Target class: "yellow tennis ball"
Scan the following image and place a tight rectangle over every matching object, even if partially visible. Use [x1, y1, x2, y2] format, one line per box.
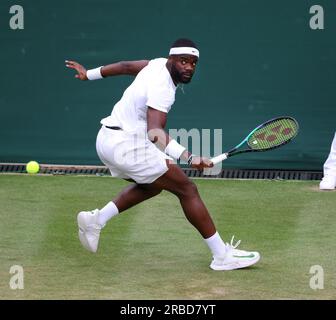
[26, 161, 40, 174]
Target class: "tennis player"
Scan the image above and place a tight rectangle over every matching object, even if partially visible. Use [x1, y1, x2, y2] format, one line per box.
[65, 38, 260, 271]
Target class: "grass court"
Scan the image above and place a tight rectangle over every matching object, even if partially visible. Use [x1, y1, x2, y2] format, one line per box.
[0, 174, 335, 299]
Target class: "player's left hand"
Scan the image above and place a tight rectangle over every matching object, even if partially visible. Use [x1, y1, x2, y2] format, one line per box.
[65, 60, 88, 80]
[190, 156, 214, 170]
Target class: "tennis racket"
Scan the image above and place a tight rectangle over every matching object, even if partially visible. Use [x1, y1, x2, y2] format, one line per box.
[210, 116, 299, 165]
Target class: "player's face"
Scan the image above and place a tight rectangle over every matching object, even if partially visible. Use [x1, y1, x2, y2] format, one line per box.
[170, 55, 198, 84]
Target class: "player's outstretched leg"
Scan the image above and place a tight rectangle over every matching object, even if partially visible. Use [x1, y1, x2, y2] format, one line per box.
[77, 183, 162, 252]
[151, 163, 260, 270]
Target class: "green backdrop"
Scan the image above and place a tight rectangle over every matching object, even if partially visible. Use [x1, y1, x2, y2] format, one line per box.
[1, 0, 335, 170]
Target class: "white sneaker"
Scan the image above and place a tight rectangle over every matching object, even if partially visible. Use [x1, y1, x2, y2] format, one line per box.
[77, 209, 104, 253]
[319, 175, 336, 190]
[210, 236, 260, 271]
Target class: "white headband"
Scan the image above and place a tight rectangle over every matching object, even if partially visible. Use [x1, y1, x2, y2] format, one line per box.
[169, 47, 199, 58]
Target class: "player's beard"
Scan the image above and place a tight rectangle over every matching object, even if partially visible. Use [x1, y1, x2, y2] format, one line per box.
[171, 64, 192, 84]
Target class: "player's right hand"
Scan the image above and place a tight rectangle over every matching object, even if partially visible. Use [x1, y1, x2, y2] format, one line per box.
[190, 156, 214, 170]
[65, 60, 88, 80]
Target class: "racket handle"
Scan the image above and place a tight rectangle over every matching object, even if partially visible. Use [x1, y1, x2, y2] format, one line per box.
[210, 153, 228, 165]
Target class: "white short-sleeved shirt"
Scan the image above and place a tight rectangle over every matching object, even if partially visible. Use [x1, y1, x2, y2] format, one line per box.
[100, 58, 177, 133]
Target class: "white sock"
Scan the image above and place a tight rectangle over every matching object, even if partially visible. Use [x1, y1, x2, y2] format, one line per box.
[97, 201, 119, 226]
[204, 232, 227, 257]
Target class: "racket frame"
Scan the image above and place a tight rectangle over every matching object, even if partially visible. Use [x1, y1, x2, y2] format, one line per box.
[211, 116, 299, 165]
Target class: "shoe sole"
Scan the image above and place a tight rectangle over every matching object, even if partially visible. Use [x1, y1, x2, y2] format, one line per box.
[210, 253, 261, 271]
[77, 213, 97, 253]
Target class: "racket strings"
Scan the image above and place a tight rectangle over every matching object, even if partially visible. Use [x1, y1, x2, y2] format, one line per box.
[248, 118, 298, 150]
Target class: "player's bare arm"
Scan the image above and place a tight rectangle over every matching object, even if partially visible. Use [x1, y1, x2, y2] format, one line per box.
[147, 107, 213, 170]
[65, 60, 149, 80]
[101, 60, 149, 77]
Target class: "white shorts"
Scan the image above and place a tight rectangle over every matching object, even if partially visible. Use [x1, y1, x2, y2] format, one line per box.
[96, 126, 170, 184]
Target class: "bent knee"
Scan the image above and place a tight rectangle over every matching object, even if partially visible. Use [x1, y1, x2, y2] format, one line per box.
[175, 180, 199, 198]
